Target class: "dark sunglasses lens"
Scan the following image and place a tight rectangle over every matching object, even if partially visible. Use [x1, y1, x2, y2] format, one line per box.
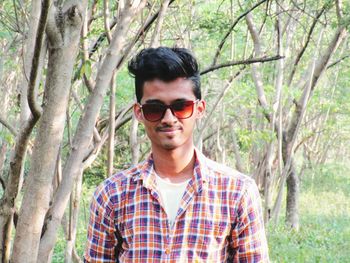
[172, 101, 194, 119]
[142, 104, 165, 121]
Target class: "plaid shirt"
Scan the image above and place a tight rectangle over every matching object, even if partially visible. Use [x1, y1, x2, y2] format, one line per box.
[84, 150, 269, 262]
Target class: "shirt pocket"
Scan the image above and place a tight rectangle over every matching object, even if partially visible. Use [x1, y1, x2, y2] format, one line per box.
[191, 219, 230, 250]
[185, 220, 230, 261]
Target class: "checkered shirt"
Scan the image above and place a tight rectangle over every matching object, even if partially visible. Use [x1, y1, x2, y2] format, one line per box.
[84, 150, 269, 262]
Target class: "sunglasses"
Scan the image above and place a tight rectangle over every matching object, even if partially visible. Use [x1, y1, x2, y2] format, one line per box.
[139, 100, 199, 122]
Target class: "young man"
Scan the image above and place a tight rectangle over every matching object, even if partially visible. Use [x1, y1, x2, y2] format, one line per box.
[84, 47, 269, 262]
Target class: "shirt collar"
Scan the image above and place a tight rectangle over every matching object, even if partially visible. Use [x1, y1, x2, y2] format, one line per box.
[133, 148, 210, 189]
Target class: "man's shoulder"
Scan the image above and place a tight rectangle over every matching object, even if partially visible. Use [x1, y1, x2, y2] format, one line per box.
[95, 160, 146, 196]
[201, 155, 254, 185]
[110, 163, 144, 182]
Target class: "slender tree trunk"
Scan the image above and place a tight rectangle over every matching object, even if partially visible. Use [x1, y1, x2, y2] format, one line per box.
[0, 120, 34, 263]
[18, 0, 42, 125]
[130, 115, 140, 165]
[0, 143, 7, 180]
[1, 213, 13, 263]
[107, 71, 116, 177]
[283, 24, 347, 229]
[263, 2, 284, 225]
[64, 171, 83, 263]
[149, 0, 171, 47]
[285, 159, 299, 229]
[0, 1, 42, 261]
[229, 124, 244, 173]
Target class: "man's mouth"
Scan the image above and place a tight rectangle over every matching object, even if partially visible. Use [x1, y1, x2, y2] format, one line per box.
[156, 126, 182, 133]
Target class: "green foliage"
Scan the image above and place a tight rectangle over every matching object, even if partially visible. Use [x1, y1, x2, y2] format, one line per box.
[197, 10, 230, 35]
[83, 121, 136, 187]
[235, 128, 274, 151]
[115, 67, 134, 106]
[83, 164, 106, 187]
[0, 130, 14, 145]
[52, 187, 93, 263]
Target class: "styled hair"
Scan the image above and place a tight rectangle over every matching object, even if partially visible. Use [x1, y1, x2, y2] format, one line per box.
[128, 47, 201, 103]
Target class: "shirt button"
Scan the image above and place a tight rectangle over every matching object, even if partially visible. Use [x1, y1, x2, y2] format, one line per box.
[165, 247, 171, 254]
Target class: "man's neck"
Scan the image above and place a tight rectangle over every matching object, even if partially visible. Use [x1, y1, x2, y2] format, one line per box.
[152, 146, 195, 183]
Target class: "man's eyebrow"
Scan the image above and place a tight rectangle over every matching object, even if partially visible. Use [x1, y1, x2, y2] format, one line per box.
[144, 99, 164, 104]
[144, 98, 188, 104]
[172, 98, 188, 103]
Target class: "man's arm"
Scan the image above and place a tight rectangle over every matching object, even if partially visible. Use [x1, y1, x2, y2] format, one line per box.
[231, 180, 270, 262]
[84, 184, 117, 262]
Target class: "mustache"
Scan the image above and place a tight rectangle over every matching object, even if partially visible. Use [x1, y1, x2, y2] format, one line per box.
[156, 124, 182, 132]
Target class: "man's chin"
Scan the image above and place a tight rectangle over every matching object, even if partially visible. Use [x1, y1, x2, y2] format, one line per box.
[161, 143, 178, 150]
[159, 139, 183, 150]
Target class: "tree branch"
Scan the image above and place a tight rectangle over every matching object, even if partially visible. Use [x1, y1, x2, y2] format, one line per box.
[88, 0, 176, 59]
[245, 10, 271, 124]
[201, 55, 283, 75]
[27, 0, 51, 119]
[0, 115, 17, 136]
[211, 0, 268, 66]
[149, 0, 171, 47]
[0, 143, 7, 190]
[116, 0, 176, 69]
[335, 0, 343, 22]
[103, 0, 112, 43]
[327, 54, 350, 69]
[287, 5, 325, 86]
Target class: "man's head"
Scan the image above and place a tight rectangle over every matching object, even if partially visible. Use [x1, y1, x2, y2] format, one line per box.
[129, 47, 205, 152]
[128, 47, 201, 103]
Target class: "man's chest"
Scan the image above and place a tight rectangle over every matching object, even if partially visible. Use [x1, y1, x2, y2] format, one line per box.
[115, 186, 235, 262]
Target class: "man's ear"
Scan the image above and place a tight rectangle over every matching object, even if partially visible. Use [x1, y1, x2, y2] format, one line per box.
[133, 103, 144, 122]
[196, 100, 206, 119]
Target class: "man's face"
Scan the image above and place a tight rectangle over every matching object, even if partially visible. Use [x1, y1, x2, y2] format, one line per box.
[134, 78, 205, 152]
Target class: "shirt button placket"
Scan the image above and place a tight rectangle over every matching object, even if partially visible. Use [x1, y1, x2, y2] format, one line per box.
[165, 247, 171, 255]
[164, 235, 171, 262]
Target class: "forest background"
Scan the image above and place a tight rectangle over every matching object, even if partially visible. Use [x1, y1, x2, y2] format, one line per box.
[0, 0, 349, 262]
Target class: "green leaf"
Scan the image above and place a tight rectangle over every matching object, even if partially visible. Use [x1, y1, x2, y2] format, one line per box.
[81, 60, 92, 79]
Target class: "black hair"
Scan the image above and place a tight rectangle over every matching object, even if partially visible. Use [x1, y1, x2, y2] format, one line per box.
[128, 47, 201, 103]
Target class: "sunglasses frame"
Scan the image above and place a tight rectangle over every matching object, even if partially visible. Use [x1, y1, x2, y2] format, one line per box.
[139, 99, 199, 122]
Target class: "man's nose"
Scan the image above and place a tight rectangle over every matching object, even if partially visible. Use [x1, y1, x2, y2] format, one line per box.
[161, 108, 177, 123]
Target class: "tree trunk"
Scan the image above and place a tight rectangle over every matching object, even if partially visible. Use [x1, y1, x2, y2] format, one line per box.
[286, 159, 299, 229]
[11, 3, 85, 262]
[282, 24, 347, 230]
[36, 2, 147, 260]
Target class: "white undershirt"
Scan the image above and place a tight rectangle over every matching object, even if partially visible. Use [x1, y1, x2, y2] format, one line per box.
[155, 174, 190, 226]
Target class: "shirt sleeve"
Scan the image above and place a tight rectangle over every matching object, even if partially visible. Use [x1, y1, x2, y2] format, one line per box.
[84, 184, 117, 263]
[231, 180, 270, 262]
